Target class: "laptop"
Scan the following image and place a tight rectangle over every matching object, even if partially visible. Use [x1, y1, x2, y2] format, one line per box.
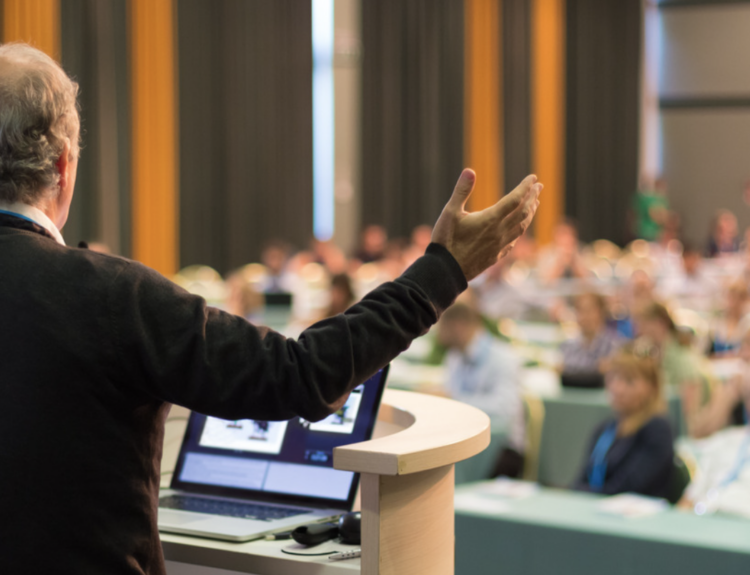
[158, 367, 388, 542]
[561, 371, 605, 389]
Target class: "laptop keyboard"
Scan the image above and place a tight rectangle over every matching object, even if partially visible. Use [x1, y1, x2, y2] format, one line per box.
[160, 495, 308, 522]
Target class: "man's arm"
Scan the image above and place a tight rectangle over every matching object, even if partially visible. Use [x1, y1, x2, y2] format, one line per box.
[107, 170, 541, 422]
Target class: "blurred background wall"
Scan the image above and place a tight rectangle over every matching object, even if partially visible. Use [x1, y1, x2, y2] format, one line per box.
[2, 0, 749, 275]
[659, 1, 750, 247]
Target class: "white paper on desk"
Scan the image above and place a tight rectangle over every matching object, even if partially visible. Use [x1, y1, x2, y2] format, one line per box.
[597, 493, 668, 519]
[476, 478, 540, 500]
[454, 492, 511, 515]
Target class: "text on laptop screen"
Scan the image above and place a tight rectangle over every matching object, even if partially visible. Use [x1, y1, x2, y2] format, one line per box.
[171, 369, 386, 506]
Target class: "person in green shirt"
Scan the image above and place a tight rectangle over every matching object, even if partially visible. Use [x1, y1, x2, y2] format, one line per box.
[633, 177, 670, 242]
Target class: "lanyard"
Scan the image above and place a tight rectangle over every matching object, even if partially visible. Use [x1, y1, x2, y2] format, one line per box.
[588, 423, 618, 492]
[0, 208, 38, 225]
[718, 430, 750, 489]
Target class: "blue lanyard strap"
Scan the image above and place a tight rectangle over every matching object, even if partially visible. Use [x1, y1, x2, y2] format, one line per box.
[0, 208, 39, 225]
[588, 423, 618, 492]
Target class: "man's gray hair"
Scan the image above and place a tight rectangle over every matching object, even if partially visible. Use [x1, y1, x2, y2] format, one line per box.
[0, 43, 80, 205]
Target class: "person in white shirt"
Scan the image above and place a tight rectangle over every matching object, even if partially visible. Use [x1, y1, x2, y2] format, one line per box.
[436, 300, 525, 473]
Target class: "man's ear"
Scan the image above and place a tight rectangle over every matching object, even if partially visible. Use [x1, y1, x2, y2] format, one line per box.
[55, 139, 72, 190]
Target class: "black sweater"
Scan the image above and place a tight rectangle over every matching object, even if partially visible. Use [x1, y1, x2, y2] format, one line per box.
[0, 215, 466, 574]
[573, 416, 675, 499]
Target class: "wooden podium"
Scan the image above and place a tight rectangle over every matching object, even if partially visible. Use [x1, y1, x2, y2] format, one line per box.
[334, 389, 491, 575]
[162, 389, 490, 575]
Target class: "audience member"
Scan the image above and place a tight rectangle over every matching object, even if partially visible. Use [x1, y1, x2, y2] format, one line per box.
[684, 330, 750, 439]
[537, 220, 590, 284]
[610, 269, 656, 339]
[355, 224, 387, 264]
[325, 273, 356, 318]
[572, 344, 674, 497]
[437, 301, 525, 476]
[560, 293, 624, 376]
[680, 347, 750, 516]
[657, 243, 718, 311]
[291, 238, 348, 275]
[404, 224, 433, 266]
[706, 210, 740, 258]
[632, 176, 671, 242]
[224, 271, 263, 319]
[258, 239, 295, 293]
[470, 255, 533, 321]
[708, 280, 750, 356]
[637, 302, 705, 387]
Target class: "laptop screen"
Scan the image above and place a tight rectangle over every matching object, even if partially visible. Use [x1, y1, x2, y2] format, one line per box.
[169, 367, 388, 510]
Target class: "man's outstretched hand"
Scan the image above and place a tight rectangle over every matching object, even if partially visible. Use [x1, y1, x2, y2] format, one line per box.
[432, 169, 542, 282]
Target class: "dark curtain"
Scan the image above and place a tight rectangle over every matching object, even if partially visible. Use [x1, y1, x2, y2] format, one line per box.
[360, 0, 464, 238]
[503, 0, 532, 194]
[60, 0, 131, 254]
[565, 0, 642, 244]
[178, 0, 313, 274]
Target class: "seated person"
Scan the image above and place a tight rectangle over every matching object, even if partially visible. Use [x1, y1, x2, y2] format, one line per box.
[470, 253, 533, 321]
[324, 273, 357, 318]
[537, 220, 590, 285]
[657, 243, 718, 312]
[707, 280, 750, 357]
[258, 239, 296, 293]
[685, 329, 750, 439]
[636, 302, 705, 390]
[437, 301, 525, 477]
[572, 344, 674, 497]
[680, 342, 750, 516]
[610, 269, 656, 339]
[354, 224, 387, 264]
[681, 426, 750, 518]
[560, 293, 624, 378]
[706, 209, 740, 258]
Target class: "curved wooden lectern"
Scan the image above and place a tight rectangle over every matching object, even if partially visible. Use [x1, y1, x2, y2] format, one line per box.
[334, 389, 491, 575]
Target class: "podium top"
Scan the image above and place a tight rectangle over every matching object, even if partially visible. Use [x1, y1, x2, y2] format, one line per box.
[333, 389, 491, 476]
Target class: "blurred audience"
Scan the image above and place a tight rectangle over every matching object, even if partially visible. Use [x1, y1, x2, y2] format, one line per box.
[708, 280, 750, 357]
[632, 176, 671, 242]
[685, 330, 750, 439]
[636, 303, 704, 388]
[681, 339, 750, 516]
[470, 255, 532, 321]
[560, 293, 624, 376]
[437, 300, 525, 476]
[706, 210, 740, 258]
[355, 224, 387, 264]
[537, 220, 589, 284]
[658, 243, 718, 310]
[325, 273, 356, 318]
[258, 239, 295, 293]
[572, 345, 674, 498]
[404, 224, 433, 266]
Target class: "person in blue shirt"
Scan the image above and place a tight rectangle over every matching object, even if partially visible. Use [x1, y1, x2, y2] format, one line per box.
[573, 343, 674, 498]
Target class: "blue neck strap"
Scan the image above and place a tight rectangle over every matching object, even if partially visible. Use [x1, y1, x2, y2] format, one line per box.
[588, 423, 618, 491]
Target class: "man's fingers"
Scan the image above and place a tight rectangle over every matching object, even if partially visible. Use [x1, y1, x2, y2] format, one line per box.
[489, 174, 540, 220]
[446, 168, 477, 212]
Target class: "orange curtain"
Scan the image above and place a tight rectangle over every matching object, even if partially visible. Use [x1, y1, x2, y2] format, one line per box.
[531, 0, 565, 244]
[2, 0, 60, 60]
[130, 0, 179, 276]
[464, 0, 503, 211]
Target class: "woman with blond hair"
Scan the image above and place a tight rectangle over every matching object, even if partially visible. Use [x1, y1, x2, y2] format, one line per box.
[573, 344, 675, 498]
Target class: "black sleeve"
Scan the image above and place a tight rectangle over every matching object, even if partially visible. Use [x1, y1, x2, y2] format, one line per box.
[599, 418, 674, 496]
[106, 243, 467, 422]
